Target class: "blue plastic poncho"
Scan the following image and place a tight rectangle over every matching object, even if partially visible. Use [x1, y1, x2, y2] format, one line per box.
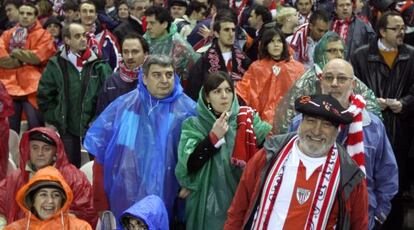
[120, 195, 169, 230]
[83, 71, 196, 223]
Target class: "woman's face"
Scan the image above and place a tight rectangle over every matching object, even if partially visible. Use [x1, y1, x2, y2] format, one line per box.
[33, 188, 63, 220]
[267, 35, 284, 60]
[206, 80, 234, 114]
[118, 4, 129, 20]
[46, 23, 61, 38]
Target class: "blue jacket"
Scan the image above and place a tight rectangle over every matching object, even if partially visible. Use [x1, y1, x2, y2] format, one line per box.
[84, 70, 196, 224]
[290, 110, 398, 229]
[120, 195, 169, 230]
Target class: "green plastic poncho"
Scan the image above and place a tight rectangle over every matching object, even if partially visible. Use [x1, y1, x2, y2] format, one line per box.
[175, 89, 271, 230]
[143, 24, 200, 81]
[273, 31, 382, 134]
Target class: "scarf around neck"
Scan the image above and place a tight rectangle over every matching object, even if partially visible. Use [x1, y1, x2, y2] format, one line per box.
[119, 62, 140, 82]
[8, 23, 36, 52]
[252, 136, 341, 230]
[332, 17, 351, 42]
[206, 40, 247, 82]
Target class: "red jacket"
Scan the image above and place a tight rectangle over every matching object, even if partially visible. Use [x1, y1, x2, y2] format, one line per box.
[224, 133, 368, 229]
[0, 82, 13, 180]
[0, 127, 97, 226]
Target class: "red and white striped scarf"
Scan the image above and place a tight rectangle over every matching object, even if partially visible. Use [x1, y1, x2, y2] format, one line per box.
[332, 18, 351, 42]
[290, 23, 310, 62]
[231, 106, 258, 168]
[252, 136, 341, 229]
[343, 94, 366, 175]
[229, 0, 249, 24]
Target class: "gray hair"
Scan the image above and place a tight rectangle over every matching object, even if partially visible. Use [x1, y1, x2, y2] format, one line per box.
[142, 55, 174, 76]
[126, 0, 148, 7]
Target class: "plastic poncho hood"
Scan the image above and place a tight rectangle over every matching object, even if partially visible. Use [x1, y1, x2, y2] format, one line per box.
[313, 31, 345, 69]
[84, 69, 196, 222]
[175, 87, 271, 229]
[16, 166, 73, 221]
[20, 127, 69, 179]
[120, 195, 169, 230]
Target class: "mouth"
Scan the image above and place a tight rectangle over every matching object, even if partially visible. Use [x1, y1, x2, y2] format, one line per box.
[306, 135, 325, 143]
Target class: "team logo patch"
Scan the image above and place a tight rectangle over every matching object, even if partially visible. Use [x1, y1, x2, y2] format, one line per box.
[296, 187, 311, 205]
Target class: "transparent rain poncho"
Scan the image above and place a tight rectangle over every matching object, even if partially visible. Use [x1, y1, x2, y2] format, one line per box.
[83, 71, 196, 223]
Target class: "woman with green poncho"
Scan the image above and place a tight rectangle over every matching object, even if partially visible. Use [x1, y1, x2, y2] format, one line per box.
[175, 71, 271, 229]
[273, 31, 383, 134]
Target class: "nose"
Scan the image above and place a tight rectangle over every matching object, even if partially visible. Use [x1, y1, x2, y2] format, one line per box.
[331, 77, 339, 87]
[312, 121, 322, 135]
[46, 195, 54, 203]
[221, 90, 228, 98]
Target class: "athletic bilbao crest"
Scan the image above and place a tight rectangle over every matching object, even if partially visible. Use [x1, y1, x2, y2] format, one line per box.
[296, 187, 311, 205]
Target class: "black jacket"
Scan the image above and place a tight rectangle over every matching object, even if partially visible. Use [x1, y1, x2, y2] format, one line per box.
[186, 40, 251, 100]
[351, 41, 414, 154]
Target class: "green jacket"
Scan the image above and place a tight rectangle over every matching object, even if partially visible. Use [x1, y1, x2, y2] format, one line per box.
[37, 48, 113, 136]
[175, 89, 271, 230]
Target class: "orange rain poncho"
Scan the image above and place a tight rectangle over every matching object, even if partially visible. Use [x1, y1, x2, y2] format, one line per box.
[4, 166, 92, 230]
[0, 20, 56, 107]
[236, 57, 305, 125]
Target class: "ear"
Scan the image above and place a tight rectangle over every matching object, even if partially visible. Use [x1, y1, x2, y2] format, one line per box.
[142, 75, 148, 86]
[213, 30, 219, 38]
[64, 36, 70, 45]
[379, 28, 386, 38]
[162, 21, 168, 30]
[205, 94, 211, 103]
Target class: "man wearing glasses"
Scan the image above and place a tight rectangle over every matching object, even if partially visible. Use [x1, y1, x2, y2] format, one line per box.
[351, 11, 414, 229]
[289, 59, 398, 230]
[273, 31, 381, 134]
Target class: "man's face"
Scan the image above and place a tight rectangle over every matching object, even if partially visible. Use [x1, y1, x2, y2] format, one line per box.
[106, 0, 115, 8]
[5, 4, 20, 22]
[309, 19, 329, 41]
[298, 115, 339, 158]
[324, 41, 345, 60]
[64, 24, 88, 54]
[320, 59, 355, 108]
[170, 5, 186, 19]
[29, 140, 57, 170]
[33, 188, 63, 220]
[214, 22, 236, 49]
[146, 15, 168, 38]
[143, 64, 175, 99]
[335, 0, 353, 19]
[18, 5, 37, 28]
[297, 0, 312, 16]
[380, 15, 405, 49]
[64, 9, 79, 23]
[79, 3, 97, 27]
[122, 38, 147, 69]
[193, 8, 207, 21]
[248, 10, 260, 29]
[129, 0, 149, 19]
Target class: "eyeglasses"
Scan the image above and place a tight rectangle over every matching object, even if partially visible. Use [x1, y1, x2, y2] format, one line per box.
[325, 48, 345, 54]
[321, 76, 353, 84]
[385, 26, 406, 32]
